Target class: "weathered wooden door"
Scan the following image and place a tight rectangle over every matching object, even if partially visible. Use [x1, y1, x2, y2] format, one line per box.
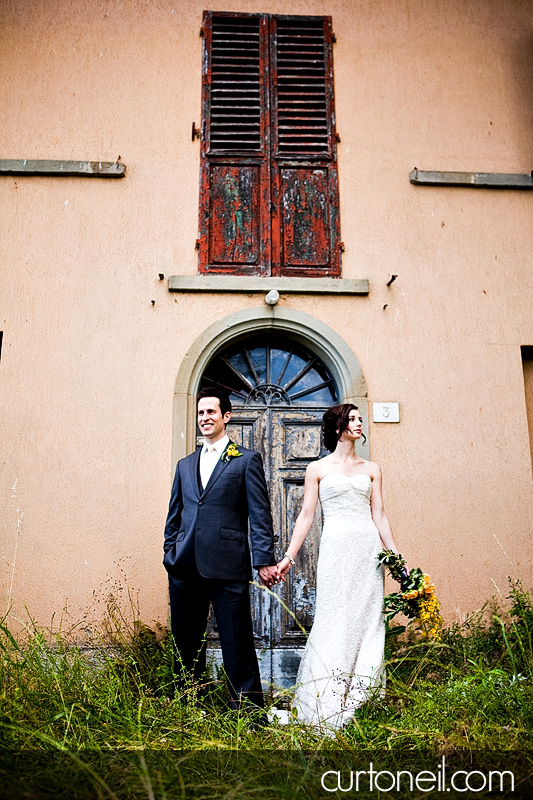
[201, 334, 339, 688]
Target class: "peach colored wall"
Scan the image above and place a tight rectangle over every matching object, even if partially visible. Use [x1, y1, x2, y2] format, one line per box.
[1, 0, 532, 632]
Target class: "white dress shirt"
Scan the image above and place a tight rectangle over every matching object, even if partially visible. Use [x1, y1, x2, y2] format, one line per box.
[199, 434, 229, 490]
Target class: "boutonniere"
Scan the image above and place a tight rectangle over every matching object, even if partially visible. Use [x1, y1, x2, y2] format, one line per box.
[222, 443, 243, 462]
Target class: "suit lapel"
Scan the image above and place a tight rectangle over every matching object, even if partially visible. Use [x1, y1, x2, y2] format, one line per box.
[188, 448, 202, 499]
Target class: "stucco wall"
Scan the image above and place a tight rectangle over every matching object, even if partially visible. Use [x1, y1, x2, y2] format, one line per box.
[1, 0, 532, 632]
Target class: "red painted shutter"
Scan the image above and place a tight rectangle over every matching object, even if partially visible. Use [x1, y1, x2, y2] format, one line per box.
[198, 12, 270, 275]
[271, 16, 340, 277]
[198, 13, 340, 277]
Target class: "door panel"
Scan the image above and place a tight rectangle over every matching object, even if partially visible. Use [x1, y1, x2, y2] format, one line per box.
[226, 411, 271, 644]
[207, 410, 271, 647]
[268, 409, 327, 648]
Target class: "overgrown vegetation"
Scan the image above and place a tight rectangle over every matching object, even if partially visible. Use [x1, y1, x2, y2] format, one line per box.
[1, 579, 532, 798]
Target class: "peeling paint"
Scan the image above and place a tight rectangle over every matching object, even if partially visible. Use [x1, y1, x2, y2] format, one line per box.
[293, 572, 317, 615]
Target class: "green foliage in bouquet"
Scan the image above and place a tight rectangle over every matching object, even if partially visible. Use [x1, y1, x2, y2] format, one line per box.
[377, 549, 444, 640]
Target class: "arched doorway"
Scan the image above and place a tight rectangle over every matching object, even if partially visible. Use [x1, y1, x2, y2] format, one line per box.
[172, 307, 368, 689]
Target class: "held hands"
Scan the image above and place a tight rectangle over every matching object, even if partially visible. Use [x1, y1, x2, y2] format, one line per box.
[258, 557, 293, 588]
[258, 564, 282, 589]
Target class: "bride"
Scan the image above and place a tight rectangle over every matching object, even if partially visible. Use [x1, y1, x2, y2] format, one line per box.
[275, 403, 403, 732]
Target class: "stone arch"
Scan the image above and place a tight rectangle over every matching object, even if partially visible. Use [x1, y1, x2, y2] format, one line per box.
[172, 305, 368, 465]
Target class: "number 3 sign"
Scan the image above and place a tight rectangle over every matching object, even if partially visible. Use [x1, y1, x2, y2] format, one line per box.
[372, 403, 400, 423]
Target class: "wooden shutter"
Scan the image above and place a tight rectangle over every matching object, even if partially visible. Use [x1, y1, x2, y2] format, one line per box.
[198, 12, 340, 277]
[198, 12, 270, 275]
[271, 16, 340, 277]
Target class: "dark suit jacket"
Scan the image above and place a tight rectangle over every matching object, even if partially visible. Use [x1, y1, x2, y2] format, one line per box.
[163, 443, 275, 581]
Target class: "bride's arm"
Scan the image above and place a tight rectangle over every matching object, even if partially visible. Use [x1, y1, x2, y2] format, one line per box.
[369, 462, 400, 555]
[277, 461, 320, 579]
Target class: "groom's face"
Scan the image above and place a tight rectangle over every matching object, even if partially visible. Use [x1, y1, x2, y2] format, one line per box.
[197, 396, 231, 442]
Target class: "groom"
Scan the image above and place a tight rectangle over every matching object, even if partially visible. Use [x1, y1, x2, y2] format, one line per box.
[163, 386, 278, 710]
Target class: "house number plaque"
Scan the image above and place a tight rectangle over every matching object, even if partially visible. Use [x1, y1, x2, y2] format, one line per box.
[373, 403, 400, 423]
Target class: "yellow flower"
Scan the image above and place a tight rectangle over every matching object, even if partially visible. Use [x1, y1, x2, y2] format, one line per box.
[416, 594, 444, 640]
[223, 444, 243, 462]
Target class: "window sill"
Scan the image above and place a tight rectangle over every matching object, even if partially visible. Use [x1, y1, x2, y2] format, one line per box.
[167, 276, 369, 295]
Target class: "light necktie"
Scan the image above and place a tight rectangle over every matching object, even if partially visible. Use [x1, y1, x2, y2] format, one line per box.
[200, 445, 218, 489]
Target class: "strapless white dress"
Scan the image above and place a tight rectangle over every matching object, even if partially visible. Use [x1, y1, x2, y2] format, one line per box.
[292, 473, 385, 731]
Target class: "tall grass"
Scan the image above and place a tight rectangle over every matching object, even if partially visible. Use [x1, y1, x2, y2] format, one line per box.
[1, 579, 532, 798]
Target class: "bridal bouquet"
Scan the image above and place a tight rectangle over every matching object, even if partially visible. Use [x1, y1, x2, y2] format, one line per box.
[377, 550, 443, 640]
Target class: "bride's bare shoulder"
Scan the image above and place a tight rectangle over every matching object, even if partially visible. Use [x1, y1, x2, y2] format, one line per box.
[306, 454, 333, 476]
[365, 460, 382, 479]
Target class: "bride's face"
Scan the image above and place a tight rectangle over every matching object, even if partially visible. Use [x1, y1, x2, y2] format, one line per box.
[339, 410, 363, 441]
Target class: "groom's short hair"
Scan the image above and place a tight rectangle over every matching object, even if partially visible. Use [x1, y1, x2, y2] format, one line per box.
[197, 385, 232, 417]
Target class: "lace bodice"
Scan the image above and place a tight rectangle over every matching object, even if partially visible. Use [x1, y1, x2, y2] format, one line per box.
[319, 473, 373, 521]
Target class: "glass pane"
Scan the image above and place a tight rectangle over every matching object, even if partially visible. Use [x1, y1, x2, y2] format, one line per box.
[290, 383, 335, 404]
[279, 352, 308, 389]
[227, 351, 256, 386]
[229, 389, 246, 406]
[289, 366, 323, 396]
[246, 346, 267, 385]
[288, 367, 336, 404]
[270, 347, 291, 385]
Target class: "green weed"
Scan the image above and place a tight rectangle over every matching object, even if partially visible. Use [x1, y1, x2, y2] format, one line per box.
[0, 579, 532, 798]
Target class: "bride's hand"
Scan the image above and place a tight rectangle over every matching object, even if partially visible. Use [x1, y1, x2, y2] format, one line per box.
[398, 564, 409, 582]
[277, 556, 292, 581]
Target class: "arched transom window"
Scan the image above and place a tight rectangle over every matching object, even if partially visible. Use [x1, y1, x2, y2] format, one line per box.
[202, 334, 339, 407]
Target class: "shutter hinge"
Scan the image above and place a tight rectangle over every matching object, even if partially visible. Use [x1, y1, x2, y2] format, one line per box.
[335, 132, 341, 143]
[195, 239, 201, 250]
[191, 122, 201, 141]
[331, 33, 337, 43]
[200, 26, 204, 37]
[339, 242, 345, 253]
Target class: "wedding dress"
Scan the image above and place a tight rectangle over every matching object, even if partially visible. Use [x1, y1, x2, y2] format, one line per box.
[291, 473, 385, 731]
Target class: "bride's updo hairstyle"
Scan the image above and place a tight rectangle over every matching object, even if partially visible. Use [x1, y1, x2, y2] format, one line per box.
[322, 403, 359, 452]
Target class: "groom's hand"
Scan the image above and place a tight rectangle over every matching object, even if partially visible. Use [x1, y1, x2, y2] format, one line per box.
[258, 565, 280, 588]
